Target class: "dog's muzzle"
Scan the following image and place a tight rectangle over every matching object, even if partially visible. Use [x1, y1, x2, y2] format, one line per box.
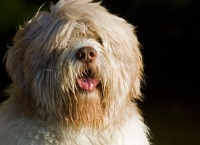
[76, 47, 99, 91]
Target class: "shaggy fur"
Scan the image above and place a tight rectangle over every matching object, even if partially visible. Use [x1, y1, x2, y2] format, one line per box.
[0, 0, 150, 144]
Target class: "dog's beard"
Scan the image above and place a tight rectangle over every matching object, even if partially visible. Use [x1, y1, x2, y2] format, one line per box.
[66, 90, 104, 128]
[60, 63, 105, 127]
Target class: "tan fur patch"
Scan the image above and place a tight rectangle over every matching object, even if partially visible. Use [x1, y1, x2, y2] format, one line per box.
[66, 90, 104, 127]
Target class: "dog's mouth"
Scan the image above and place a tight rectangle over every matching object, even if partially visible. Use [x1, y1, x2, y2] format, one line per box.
[77, 69, 99, 91]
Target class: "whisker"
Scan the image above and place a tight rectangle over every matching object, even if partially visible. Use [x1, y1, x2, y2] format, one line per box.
[55, 71, 62, 83]
[46, 69, 54, 72]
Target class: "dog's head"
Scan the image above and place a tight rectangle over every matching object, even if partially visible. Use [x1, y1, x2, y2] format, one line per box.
[6, 0, 143, 127]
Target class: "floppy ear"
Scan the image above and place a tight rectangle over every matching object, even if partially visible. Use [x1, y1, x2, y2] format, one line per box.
[6, 27, 29, 96]
[5, 12, 48, 97]
[93, 13, 144, 100]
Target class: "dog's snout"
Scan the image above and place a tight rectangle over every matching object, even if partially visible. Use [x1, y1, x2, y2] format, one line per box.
[76, 47, 97, 63]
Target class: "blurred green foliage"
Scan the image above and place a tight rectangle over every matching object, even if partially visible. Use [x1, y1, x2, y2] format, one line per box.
[0, 0, 39, 34]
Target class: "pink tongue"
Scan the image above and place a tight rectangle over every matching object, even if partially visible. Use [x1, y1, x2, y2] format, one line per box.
[77, 78, 98, 91]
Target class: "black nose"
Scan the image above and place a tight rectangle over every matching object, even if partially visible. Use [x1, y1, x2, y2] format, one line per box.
[76, 47, 97, 63]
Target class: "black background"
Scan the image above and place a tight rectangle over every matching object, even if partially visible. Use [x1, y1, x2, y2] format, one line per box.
[0, 0, 200, 144]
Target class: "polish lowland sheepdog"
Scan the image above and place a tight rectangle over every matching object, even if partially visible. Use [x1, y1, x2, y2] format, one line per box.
[0, 0, 150, 144]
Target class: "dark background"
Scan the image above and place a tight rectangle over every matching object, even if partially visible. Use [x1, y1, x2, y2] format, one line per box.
[0, 0, 200, 144]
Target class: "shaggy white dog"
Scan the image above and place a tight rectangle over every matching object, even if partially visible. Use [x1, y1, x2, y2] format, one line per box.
[0, 0, 150, 144]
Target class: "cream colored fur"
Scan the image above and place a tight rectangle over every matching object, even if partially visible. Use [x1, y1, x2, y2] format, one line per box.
[0, 0, 150, 144]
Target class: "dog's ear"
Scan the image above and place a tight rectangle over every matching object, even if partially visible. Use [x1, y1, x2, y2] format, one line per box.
[6, 42, 28, 97]
[5, 11, 51, 97]
[94, 14, 144, 100]
[6, 24, 31, 96]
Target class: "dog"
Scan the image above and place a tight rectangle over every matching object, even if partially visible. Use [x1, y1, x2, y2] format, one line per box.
[0, 0, 150, 144]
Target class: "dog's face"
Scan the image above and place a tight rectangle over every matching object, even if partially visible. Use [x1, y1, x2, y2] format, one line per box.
[6, 0, 143, 127]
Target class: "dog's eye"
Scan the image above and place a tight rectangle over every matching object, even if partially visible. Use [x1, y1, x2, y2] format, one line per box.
[96, 37, 103, 44]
